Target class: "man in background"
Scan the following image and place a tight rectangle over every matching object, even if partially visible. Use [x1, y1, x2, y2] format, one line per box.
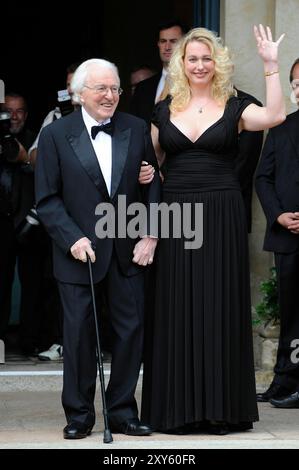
[130, 19, 187, 126]
[255, 58, 299, 407]
[130, 65, 156, 96]
[0, 92, 40, 354]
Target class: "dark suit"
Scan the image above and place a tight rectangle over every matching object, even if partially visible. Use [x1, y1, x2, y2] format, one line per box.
[255, 110, 299, 391]
[235, 89, 264, 233]
[130, 72, 161, 126]
[35, 109, 160, 427]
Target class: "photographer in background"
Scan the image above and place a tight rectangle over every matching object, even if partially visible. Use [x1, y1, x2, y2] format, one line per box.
[28, 63, 79, 165]
[27, 63, 80, 361]
[0, 93, 35, 164]
[0, 92, 42, 354]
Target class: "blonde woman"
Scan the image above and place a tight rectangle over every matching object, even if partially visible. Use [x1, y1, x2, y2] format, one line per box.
[141, 25, 285, 434]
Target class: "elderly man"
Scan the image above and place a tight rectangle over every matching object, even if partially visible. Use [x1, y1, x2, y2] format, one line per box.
[35, 59, 160, 439]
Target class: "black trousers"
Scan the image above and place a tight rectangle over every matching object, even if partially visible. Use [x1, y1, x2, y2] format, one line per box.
[58, 253, 145, 428]
[273, 251, 299, 391]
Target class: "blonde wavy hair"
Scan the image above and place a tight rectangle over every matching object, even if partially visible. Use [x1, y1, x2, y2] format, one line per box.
[162, 27, 236, 113]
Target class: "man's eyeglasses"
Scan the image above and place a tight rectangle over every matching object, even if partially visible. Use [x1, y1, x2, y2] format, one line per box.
[291, 79, 299, 90]
[84, 85, 123, 95]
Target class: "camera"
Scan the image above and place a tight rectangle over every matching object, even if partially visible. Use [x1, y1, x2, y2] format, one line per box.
[57, 89, 74, 117]
[0, 111, 19, 162]
[16, 207, 40, 244]
[0, 111, 11, 138]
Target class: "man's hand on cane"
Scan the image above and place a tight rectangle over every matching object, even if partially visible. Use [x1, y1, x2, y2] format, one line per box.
[70, 237, 96, 263]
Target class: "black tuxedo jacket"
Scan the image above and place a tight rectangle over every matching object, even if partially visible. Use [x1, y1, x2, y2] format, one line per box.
[255, 110, 299, 253]
[129, 72, 162, 125]
[35, 109, 160, 284]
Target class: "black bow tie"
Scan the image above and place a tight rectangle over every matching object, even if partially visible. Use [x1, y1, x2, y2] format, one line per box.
[91, 122, 113, 139]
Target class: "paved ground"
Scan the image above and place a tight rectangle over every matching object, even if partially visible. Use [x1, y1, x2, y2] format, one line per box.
[0, 362, 299, 450]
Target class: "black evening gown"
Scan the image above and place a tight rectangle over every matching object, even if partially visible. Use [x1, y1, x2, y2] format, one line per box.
[141, 96, 259, 431]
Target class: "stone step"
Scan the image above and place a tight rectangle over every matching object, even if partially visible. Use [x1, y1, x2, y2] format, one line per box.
[0, 362, 110, 392]
[0, 363, 272, 392]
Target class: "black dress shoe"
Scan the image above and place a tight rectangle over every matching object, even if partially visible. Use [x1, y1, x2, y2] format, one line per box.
[256, 383, 290, 402]
[270, 391, 299, 408]
[63, 422, 93, 439]
[228, 422, 253, 432]
[207, 421, 229, 435]
[163, 424, 194, 435]
[109, 418, 153, 436]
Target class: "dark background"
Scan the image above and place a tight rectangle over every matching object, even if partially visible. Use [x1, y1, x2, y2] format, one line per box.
[0, 1, 193, 132]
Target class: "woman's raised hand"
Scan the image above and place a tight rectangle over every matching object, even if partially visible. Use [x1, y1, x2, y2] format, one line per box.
[254, 24, 285, 63]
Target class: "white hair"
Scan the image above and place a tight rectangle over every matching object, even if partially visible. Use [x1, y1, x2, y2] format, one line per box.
[71, 58, 120, 104]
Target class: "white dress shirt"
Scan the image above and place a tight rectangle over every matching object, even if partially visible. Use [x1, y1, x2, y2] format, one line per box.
[155, 68, 168, 103]
[82, 107, 112, 196]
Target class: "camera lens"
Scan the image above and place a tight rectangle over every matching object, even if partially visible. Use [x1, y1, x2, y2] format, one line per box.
[0, 111, 12, 138]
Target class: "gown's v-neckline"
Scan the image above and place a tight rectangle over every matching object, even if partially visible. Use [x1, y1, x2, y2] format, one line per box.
[168, 99, 229, 144]
[169, 115, 225, 144]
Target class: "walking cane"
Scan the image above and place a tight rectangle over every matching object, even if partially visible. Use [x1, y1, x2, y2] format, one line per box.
[87, 256, 113, 443]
